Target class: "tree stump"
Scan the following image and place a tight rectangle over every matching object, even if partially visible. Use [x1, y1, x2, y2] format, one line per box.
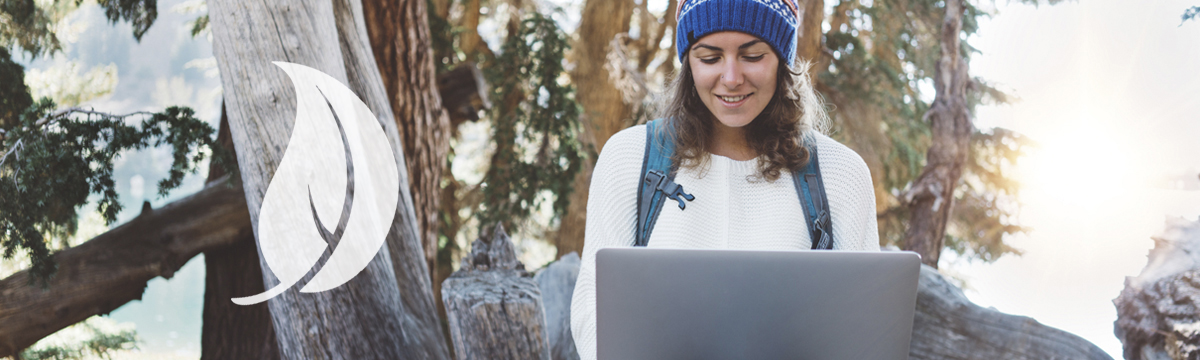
[1115, 216, 1200, 360]
[442, 224, 550, 360]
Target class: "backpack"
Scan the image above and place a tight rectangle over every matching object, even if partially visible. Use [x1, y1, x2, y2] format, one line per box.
[634, 118, 834, 250]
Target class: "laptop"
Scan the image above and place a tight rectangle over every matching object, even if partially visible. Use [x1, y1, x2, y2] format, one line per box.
[595, 248, 921, 360]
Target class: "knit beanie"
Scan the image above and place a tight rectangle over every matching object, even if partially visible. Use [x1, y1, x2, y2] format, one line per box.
[676, 0, 800, 66]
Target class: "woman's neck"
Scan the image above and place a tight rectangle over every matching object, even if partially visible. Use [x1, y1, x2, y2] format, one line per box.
[709, 122, 757, 161]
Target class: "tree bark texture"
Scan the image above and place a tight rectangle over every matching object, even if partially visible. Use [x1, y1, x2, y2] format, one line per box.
[331, 0, 452, 357]
[209, 0, 447, 358]
[442, 225, 550, 360]
[360, 0, 452, 286]
[0, 176, 249, 357]
[200, 108, 280, 360]
[201, 232, 280, 360]
[556, 0, 636, 260]
[901, 0, 972, 268]
[1114, 217, 1200, 360]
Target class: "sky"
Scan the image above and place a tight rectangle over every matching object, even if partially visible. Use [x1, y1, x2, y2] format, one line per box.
[955, 0, 1200, 357]
[9, 0, 1200, 359]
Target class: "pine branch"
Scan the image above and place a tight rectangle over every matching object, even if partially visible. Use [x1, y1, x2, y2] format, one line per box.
[1, 101, 227, 284]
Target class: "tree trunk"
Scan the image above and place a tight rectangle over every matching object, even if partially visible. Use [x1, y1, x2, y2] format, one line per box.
[901, 0, 972, 268]
[200, 107, 280, 360]
[442, 225, 550, 360]
[331, 0, 452, 356]
[0, 176, 250, 357]
[796, 0, 824, 72]
[556, 0, 636, 259]
[209, 0, 447, 358]
[360, 0, 452, 287]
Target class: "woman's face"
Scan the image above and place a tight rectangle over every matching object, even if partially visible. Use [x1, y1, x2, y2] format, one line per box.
[688, 31, 779, 130]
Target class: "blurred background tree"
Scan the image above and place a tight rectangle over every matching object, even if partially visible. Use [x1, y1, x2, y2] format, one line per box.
[423, 0, 1057, 274]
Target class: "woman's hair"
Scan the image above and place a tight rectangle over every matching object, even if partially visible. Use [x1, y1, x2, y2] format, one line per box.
[657, 54, 829, 182]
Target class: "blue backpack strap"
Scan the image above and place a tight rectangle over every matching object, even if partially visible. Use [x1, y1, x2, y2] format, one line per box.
[635, 119, 695, 247]
[793, 138, 834, 250]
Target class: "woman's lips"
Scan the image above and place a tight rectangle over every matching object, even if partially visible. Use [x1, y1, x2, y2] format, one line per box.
[717, 93, 752, 107]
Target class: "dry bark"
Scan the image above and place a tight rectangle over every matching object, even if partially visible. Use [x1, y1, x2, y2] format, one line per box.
[901, 0, 972, 268]
[442, 225, 550, 360]
[200, 107, 279, 360]
[556, 0, 636, 259]
[209, 0, 446, 358]
[1114, 217, 1200, 360]
[0, 176, 249, 357]
[331, 0, 452, 356]
[361, 0, 452, 287]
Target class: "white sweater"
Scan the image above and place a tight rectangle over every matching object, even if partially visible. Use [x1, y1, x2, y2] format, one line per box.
[569, 125, 881, 360]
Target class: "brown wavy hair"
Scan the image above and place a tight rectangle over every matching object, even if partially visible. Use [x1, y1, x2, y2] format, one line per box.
[657, 54, 829, 182]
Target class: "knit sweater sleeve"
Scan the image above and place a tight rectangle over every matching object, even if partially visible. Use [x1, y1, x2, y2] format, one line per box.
[570, 125, 645, 360]
[815, 133, 881, 251]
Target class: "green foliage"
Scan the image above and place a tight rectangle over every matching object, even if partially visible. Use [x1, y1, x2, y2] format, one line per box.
[820, 0, 1029, 261]
[91, 0, 158, 41]
[427, 0, 459, 74]
[0, 47, 35, 127]
[945, 128, 1032, 261]
[0, 90, 227, 283]
[189, 14, 208, 38]
[20, 323, 138, 360]
[0, 0, 225, 285]
[0, 0, 62, 57]
[476, 12, 584, 233]
[0, 0, 159, 58]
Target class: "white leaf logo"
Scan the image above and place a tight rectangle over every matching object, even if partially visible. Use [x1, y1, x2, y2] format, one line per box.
[232, 62, 399, 305]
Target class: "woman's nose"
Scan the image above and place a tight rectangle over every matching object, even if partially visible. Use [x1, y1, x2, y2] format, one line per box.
[721, 61, 744, 88]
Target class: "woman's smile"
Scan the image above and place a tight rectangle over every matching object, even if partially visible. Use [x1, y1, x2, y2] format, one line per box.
[717, 93, 753, 106]
[688, 31, 778, 129]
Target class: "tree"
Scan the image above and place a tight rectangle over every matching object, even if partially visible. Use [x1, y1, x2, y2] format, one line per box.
[799, 0, 1049, 268]
[1, 0, 456, 356]
[208, 0, 449, 357]
[900, 0, 973, 267]
[543, 0, 1044, 268]
[361, 0, 452, 284]
[555, 0, 641, 258]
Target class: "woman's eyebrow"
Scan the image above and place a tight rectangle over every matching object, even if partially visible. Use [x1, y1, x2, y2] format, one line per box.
[738, 39, 764, 50]
[692, 39, 765, 52]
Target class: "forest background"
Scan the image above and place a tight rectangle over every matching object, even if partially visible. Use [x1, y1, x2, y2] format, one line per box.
[1, 0, 1198, 358]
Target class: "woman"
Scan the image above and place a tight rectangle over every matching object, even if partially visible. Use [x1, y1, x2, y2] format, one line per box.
[569, 0, 880, 359]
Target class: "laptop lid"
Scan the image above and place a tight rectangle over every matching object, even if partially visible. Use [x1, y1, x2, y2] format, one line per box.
[596, 248, 921, 360]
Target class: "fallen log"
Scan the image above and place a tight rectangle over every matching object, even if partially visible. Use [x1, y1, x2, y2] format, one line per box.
[442, 224, 550, 360]
[910, 263, 1113, 359]
[0, 176, 249, 357]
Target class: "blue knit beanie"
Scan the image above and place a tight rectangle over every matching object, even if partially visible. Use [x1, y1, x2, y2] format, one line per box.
[676, 0, 800, 66]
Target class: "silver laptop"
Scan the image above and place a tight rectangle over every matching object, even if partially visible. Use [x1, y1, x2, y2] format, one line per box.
[596, 248, 921, 360]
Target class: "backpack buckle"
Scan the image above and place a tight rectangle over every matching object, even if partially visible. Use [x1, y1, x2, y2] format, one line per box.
[646, 170, 695, 210]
